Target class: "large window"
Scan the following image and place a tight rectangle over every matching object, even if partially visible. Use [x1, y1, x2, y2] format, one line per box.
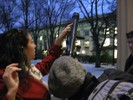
[103, 38, 110, 47]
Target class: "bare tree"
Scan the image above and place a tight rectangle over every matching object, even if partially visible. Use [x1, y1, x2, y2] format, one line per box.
[77, 0, 116, 67]
[0, 0, 20, 32]
[18, 0, 34, 29]
[15, 0, 76, 58]
[38, 0, 76, 48]
[30, 0, 45, 59]
[0, 10, 3, 31]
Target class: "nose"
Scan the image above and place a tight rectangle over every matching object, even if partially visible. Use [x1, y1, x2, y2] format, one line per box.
[129, 43, 132, 46]
[34, 43, 36, 48]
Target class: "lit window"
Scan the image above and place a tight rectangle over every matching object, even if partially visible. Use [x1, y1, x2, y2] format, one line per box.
[56, 34, 58, 37]
[76, 40, 81, 46]
[43, 50, 48, 55]
[107, 28, 109, 31]
[114, 39, 117, 46]
[40, 36, 43, 41]
[103, 38, 110, 46]
[81, 50, 85, 54]
[104, 28, 110, 34]
[114, 49, 117, 58]
[62, 41, 66, 48]
[106, 31, 110, 34]
[76, 51, 80, 55]
[84, 41, 90, 47]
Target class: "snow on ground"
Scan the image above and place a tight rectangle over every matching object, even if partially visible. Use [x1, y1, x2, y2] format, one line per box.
[32, 60, 115, 83]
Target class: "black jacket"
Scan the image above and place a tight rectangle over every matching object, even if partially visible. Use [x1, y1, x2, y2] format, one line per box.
[68, 72, 99, 100]
[125, 54, 133, 72]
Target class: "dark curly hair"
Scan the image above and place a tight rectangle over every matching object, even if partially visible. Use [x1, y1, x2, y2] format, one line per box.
[0, 29, 30, 83]
[126, 31, 133, 39]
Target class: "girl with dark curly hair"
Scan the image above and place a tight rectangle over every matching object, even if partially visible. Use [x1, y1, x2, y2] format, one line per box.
[0, 24, 72, 100]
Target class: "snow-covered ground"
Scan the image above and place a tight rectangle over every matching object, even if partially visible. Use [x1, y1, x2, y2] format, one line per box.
[32, 60, 116, 83]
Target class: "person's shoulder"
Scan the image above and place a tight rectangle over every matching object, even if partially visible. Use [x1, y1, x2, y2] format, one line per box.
[129, 54, 133, 57]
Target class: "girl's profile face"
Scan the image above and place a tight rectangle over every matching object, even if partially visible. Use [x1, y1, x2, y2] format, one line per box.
[23, 34, 36, 61]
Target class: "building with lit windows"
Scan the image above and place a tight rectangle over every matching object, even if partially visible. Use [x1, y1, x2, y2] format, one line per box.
[36, 17, 117, 64]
